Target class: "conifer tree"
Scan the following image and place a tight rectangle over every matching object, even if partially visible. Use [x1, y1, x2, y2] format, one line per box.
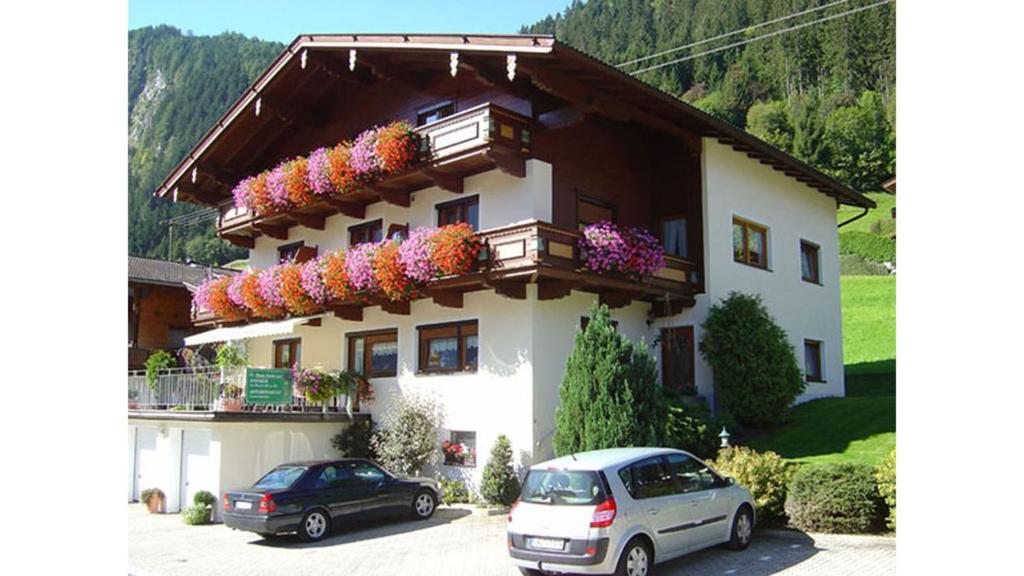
[480, 435, 520, 506]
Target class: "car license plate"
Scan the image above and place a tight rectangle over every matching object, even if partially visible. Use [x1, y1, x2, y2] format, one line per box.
[234, 501, 252, 510]
[530, 537, 565, 551]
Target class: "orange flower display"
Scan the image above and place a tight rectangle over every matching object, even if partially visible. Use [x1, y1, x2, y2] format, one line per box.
[240, 270, 285, 318]
[430, 223, 482, 276]
[205, 276, 247, 321]
[322, 250, 354, 302]
[326, 143, 363, 194]
[375, 122, 419, 175]
[279, 262, 320, 316]
[372, 241, 414, 301]
[283, 157, 314, 206]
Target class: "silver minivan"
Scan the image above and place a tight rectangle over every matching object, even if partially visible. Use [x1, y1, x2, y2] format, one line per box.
[507, 447, 755, 576]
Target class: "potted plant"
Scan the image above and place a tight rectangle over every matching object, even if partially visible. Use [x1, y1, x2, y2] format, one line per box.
[293, 367, 340, 413]
[140, 488, 165, 514]
[215, 383, 244, 412]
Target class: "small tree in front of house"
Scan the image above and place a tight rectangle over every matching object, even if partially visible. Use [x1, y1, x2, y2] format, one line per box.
[700, 292, 804, 427]
[370, 394, 442, 476]
[553, 303, 665, 456]
[480, 435, 520, 506]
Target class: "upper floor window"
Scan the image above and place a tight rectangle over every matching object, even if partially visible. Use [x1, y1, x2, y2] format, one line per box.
[436, 196, 479, 231]
[278, 241, 304, 263]
[733, 217, 768, 269]
[347, 329, 398, 378]
[804, 339, 824, 382]
[387, 223, 409, 242]
[417, 101, 455, 127]
[273, 338, 301, 369]
[660, 215, 689, 258]
[576, 194, 616, 229]
[418, 320, 478, 373]
[349, 220, 383, 247]
[801, 240, 821, 284]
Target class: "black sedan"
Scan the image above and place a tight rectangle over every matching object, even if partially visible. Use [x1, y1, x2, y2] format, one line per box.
[223, 459, 441, 542]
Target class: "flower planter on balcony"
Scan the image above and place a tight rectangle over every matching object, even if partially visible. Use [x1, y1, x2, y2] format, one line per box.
[214, 397, 244, 412]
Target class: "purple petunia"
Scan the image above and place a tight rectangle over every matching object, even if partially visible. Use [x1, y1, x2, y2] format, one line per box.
[345, 241, 380, 292]
[265, 164, 291, 209]
[231, 176, 253, 209]
[350, 128, 381, 176]
[580, 221, 665, 280]
[306, 147, 334, 196]
[397, 227, 438, 283]
[256, 265, 287, 308]
[227, 273, 247, 307]
[193, 278, 214, 311]
[300, 257, 327, 304]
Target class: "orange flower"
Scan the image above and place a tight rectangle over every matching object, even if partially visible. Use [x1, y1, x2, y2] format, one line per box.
[431, 223, 481, 276]
[283, 157, 314, 207]
[240, 271, 285, 318]
[207, 276, 246, 320]
[323, 250, 354, 302]
[279, 262, 320, 315]
[372, 241, 414, 301]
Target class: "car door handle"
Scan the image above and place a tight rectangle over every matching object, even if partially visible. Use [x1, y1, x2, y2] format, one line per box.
[648, 509, 659, 516]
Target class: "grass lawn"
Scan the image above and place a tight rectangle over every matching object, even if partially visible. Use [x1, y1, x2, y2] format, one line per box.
[745, 276, 896, 466]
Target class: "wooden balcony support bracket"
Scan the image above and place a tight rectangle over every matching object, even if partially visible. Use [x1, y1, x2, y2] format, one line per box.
[426, 289, 464, 309]
[484, 148, 527, 178]
[288, 212, 326, 230]
[373, 186, 412, 207]
[420, 168, 464, 194]
[380, 300, 411, 315]
[486, 278, 527, 300]
[303, 317, 323, 327]
[329, 304, 364, 322]
[599, 290, 642, 310]
[325, 197, 367, 219]
[219, 233, 255, 249]
[651, 298, 687, 318]
[536, 279, 577, 301]
[254, 222, 289, 240]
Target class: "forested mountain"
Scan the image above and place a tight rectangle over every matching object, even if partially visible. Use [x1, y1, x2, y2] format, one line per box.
[522, 0, 896, 195]
[128, 26, 281, 265]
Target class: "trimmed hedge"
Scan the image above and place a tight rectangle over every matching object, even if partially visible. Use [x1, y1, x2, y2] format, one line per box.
[839, 231, 895, 264]
[709, 446, 794, 526]
[785, 463, 885, 533]
[875, 448, 896, 531]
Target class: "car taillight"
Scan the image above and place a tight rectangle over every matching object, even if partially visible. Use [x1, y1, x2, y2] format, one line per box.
[258, 493, 277, 513]
[507, 497, 520, 523]
[590, 497, 617, 528]
[223, 493, 230, 511]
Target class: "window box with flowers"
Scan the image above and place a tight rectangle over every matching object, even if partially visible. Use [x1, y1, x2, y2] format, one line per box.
[442, 431, 477, 467]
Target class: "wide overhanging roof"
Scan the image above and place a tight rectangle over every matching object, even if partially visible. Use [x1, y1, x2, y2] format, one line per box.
[153, 33, 873, 209]
[184, 314, 322, 346]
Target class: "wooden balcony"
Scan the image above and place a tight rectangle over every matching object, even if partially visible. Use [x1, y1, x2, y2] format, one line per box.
[217, 103, 532, 248]
[194, 220, 696, 326]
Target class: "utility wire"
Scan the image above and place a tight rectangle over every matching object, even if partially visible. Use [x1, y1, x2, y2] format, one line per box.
[629, 0, 892, 75]
[165, 208, 218, 227]
[617, 0, 851, 68]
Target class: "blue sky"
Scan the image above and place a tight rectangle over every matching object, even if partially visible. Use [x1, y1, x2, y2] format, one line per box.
[128, 0, 571, 43]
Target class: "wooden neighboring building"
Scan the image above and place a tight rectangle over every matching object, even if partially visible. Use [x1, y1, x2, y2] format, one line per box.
[128, 256, 233, 369]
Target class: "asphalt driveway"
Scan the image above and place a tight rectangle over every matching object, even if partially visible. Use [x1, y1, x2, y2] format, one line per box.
[127, 505, 894, 576]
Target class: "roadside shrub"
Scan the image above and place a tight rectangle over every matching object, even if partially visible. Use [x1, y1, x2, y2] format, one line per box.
[371, 394, 442, 476]
[554, 303, 666, 455]
[700, 292, 805, 427]
[839, 254, 889, 276]
[875, 448, 896, 531]
[662, 393, 732, 460]
[438, 478, 471, 506]
[181, 504, 212, 525]
[709, 447, 794, 526]
[331, 418, 377, 460]
[839, 231, 895, 264]
[480, 435, 520, 507]
[193, 490, 216, 508]
[785, 463, 885, 533]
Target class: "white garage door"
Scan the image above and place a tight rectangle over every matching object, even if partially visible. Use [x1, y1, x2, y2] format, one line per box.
[179, 429, 212, 510]
[133, 428, 159, 501]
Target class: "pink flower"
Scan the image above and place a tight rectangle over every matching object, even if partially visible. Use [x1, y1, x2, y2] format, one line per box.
[256, 265, 287, 309]
[398, 227, 438, 282]
[227, 273, 247, 307]
[265, 164, 291, 210]
[345, 241, 380, 292]
[300, 257, 327, 304]
[306, 147, 334, 196]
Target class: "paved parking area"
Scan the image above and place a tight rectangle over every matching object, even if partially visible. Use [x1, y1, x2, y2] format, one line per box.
[128, 505, 894, 576]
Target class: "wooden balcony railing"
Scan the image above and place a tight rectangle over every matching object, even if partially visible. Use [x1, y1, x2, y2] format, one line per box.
[217, 103, 532, 247]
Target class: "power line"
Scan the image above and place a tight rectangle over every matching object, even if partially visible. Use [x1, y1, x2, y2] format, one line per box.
[165, 208, 218, 227]
[629, 0, 892, 75]
[617, 0, 851, 68]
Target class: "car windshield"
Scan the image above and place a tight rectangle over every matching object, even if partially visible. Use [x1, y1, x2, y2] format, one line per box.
[521, 470, 606, 505]
[253, 466, 307, 490]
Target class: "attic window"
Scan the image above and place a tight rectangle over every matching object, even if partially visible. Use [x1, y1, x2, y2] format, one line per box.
[417, 101, 455, 127]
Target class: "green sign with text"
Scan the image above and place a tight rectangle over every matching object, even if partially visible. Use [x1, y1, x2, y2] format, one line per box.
[245, 368, 293, 404]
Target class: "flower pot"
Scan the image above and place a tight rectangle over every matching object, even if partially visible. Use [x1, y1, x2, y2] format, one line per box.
[128, 402, 139, 410]
[215, 397, 243, 412]
[146, 493, 165, 514]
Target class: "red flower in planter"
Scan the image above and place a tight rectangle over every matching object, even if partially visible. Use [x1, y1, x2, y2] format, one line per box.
[322, 250, 355, 302]
[372, 241, 415, 302]
[240, 270, 285, 318]
[280, 262, 321, 315]
[430, 223, 481, 277]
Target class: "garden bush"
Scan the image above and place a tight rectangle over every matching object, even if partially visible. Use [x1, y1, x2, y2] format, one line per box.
[553, 304, 666, 455]
[181, 504, 213, 525]
[709, 446, 794, 526]
[875, 448, 896, 531]
[192, 490, 216, 508]
[331, 418, 377, 460]
[662, 393, 732, 460]
[370, 394, 442, 476]
[839, 231, 895, 264]
[700, 292, 805, 427]
[785, 463, 885, 533]
[839, 254, 890, 276]
[438, 478, 471, 506]
[480, 435, 520, 506]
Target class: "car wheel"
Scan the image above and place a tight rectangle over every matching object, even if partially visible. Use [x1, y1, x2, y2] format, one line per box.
[727, 506, 754, 550]
[412, 490, 437, 520]
[298, 509, 330, 542]
[615, 538, 651, 576]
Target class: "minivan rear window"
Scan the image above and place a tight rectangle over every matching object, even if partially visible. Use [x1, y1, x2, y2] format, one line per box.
[253, 466, 307, 490]
[521, 470, 607, 505]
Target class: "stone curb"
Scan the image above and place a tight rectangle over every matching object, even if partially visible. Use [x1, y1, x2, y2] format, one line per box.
[759, 528, 896, 544]
[443, 504, 511, 517]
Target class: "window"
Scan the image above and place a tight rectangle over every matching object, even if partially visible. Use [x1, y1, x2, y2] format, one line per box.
[349, 461, 387, 483]
[733, 217, 768, 269]
[418, 320, 478, 373]
[416, 101, 455, 127]
[314, 465, 339, 488]
[661, 326, 696, 395]
[663, 453, 717, 493]
[804, 339, 824, 382]
[254, 465, 308, 490]
[347, 330, 398, 378]
[436, 196, 479, 231]
[443, 431, 477, 467]
[349, 220, 383, 247]
[521, 469, 607, 505]
[576, 194, 616, 229]
[277, 241, 305, 263]
[628, 456, 675, 500]
[660, 215, 689, 258]
[273, 338, 301, 369]
[801, 240, 821, 284]
[387, 223, 409, 242]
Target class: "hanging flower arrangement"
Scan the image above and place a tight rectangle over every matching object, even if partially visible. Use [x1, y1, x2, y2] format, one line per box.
[282, 157, 313, 206]
[279, 262, 319, 316]
[372, 240, 415, 301]
[292, 367, 340, 404]
[326, 143, 362, 195]
[579, 221, 665, 280]
[300, 256, 328, 305]
[322, 250, 354, 302]
[265, 164, 293, 212]
[350, 373, 374, 404]
[398, 227, 438, 282]
[205, 276, 247, 320]
[346, 242, 381, 293]
[375, 122, 419, 175]
[431, 222, 482, 276]
[238, 270, 284, 318]
[227, 273, 247, 309]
